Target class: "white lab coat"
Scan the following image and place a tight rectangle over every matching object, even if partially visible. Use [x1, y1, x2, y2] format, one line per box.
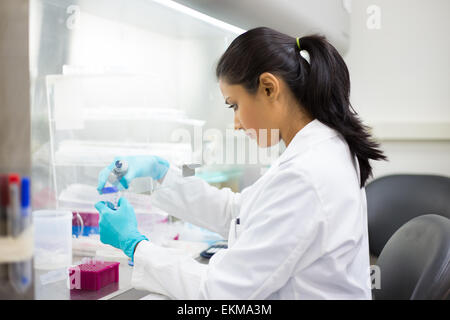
[131, 119, 372, 299]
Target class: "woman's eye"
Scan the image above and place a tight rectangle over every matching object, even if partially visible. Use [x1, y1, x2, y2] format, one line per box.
[228, 104, 238, 111]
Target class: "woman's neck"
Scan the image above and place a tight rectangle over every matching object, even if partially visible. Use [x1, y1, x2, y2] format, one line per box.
[281, 109, 314, 147]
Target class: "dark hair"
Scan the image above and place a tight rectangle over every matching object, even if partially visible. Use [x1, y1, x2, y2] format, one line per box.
[216, 27, 386, 187]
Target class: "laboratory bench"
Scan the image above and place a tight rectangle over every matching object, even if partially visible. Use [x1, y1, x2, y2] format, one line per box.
[34, 254, 210, 300]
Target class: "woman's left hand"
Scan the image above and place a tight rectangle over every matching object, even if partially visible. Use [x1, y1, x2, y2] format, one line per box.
[94, 197, 148, 259]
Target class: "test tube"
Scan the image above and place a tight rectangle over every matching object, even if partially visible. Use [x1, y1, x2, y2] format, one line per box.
[7, 175, 32, 294]
[100, 186, 120, 208]
[7, 174, 20, 237]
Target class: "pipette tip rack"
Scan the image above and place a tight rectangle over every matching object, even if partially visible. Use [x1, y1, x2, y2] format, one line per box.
[69, 260, 120, 291]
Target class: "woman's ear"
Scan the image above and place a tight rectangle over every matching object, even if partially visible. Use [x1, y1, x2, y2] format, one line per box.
[259, 72, 280, 100]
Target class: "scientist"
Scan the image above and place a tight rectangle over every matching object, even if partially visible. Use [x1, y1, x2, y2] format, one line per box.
[95, 27, 386, 299]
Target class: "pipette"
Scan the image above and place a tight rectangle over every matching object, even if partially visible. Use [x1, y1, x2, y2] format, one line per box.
[107, 160, 129, 189]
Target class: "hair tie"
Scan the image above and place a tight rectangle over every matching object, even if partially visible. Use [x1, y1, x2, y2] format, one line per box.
[296, 37, 311, 65]
[300, 50, 311, 65]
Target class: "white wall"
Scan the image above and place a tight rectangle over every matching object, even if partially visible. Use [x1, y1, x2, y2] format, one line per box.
[0, 0, 30, 175]
[344, 0, 450, 180]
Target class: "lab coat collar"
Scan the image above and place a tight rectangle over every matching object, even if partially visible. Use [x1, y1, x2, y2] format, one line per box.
[277, 119, 339, 165]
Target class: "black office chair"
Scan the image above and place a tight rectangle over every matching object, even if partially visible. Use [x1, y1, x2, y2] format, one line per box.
[366, 174, 450, 257]
[373, 214, 450, 300]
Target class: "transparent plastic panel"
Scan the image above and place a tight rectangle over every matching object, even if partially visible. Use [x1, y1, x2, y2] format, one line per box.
[30, 0, 242, 213]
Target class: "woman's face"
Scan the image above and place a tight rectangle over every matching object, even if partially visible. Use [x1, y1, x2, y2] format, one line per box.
[219, 76, 282, 148]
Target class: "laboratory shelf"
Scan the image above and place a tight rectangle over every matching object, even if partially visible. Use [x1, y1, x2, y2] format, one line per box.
[51, 140, 194, 167]
[82, 107, 206, 127]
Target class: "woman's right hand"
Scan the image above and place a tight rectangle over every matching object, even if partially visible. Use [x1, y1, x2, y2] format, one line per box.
[97, 155, 170, 194]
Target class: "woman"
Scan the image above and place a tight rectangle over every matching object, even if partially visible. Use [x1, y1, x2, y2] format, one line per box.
[95, 27, 386, 299]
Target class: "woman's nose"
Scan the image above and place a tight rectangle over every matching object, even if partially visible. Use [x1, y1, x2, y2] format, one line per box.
[234, 113, 244, 131]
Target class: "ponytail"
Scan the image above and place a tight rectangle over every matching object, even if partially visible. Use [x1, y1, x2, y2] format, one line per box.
[296, 35, 387, 187]
[216, 27, 386, 187]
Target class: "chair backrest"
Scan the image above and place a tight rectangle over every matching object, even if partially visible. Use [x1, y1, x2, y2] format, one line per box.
[366, 174, 450, 257]
[373, 214, 450, 300]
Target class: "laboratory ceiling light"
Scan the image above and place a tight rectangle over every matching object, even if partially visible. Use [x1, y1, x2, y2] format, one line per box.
[151, 0, 247, 35]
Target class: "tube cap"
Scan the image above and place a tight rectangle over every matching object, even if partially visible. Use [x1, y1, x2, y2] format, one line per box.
[101, 186, 119, 194]
[21, 177, 30, 208]
[8, 173, 20, 184]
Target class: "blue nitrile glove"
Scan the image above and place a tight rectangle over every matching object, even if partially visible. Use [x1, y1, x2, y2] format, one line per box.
[94, 197, 148, 259]
[97, 155, 170, 194]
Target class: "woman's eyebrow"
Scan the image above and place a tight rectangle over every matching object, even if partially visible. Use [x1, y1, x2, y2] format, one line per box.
[225, 97, 230, 104]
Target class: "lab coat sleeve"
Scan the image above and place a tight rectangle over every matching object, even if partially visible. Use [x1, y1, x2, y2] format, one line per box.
[199, 169, 327, 299]
[132, 169, 326, 299]
[150, 166, 241, 238]
[132, 240, 208, 299]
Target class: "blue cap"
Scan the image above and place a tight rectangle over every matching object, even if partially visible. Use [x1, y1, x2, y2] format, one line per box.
[21, 177, 30, 208]
[115, 160, 123, 169]
[101, 186, 119, 194]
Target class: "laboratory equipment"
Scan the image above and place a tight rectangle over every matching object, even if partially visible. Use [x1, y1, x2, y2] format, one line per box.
[0, 174, 34, 295]
[99, 186, 120, 208]
[95, 198, 148, 259]
[33, 0, 231, 217]
[39, 268, 68, 286]
[58, 183, 153, 214]
[7, 174, 21, 237]
[20, 178, 32, 233]
[182, 163, 202, 177]
[71, 234, 128, 261]
[72, 212, 98, 237]
[68, 260, 120, 291]
[28, 0, 244, 285]
[8, 176, 33, 294]
[33, 210, 73, 270]
[98, 156, 170, 194]
[200, 241, 228, 259]
[107, 160, 128, 189]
